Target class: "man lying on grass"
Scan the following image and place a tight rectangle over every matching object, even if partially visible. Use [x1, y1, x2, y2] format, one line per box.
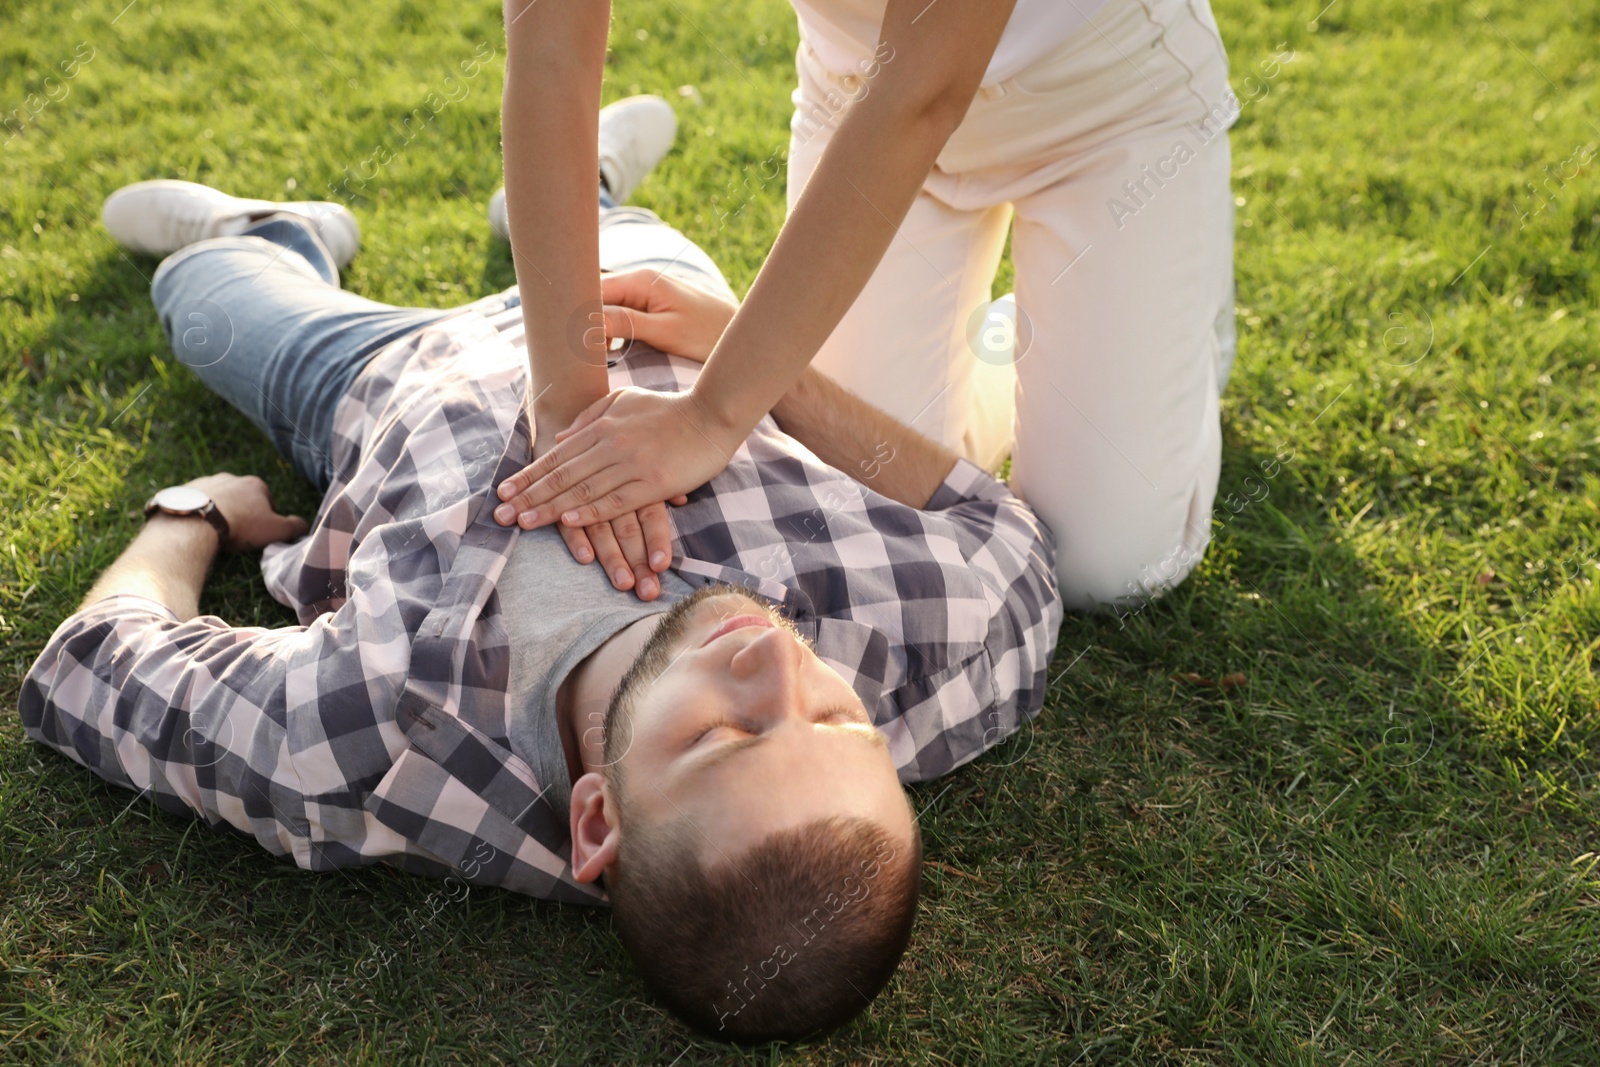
[18, 96, 1061, 1043]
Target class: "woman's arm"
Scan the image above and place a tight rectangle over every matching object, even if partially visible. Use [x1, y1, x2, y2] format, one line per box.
[501, 0, 612, 443]
[562, 268, 961, 507]
[691, 0, 1019, 435]
[501, 0, 688, 602]
[493, 0, 1018, 529]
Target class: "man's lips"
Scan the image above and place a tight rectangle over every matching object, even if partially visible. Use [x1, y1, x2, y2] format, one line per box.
[700, 613, 775, 648]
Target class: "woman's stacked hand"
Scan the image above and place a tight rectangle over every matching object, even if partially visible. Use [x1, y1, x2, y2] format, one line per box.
[493, 269, 743, 601]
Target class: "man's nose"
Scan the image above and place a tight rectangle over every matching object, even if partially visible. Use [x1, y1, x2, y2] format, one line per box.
[726, 626, 806, 716]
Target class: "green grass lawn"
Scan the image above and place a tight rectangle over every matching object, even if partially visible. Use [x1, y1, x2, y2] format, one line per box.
[3, 0, 1599, 1062]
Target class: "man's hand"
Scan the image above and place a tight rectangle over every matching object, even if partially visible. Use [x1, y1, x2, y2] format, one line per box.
[541, 496, 686, 602]
[496, 387, 741, 532]
[598, 268, 737, 365]
[186, 473, 310, 551]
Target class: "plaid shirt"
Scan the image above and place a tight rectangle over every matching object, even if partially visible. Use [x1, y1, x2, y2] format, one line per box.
[19, 296, 1061, 903]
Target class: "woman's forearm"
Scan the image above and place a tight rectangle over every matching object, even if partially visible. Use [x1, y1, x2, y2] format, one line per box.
[688, 0, 1018, 441]
[502, 0, 612, 439]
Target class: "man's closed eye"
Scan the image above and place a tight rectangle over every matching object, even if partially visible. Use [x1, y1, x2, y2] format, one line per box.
[691, 717, 760, 745]
[691, 705, 863, 746]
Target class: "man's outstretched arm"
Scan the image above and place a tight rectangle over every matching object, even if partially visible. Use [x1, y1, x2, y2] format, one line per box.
[768, 366, 960, 509]
[21, 474, 317, 838]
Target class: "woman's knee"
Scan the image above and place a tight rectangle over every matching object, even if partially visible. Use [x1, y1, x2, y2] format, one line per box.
[1053, 518, 1211, 614]
[1042, 449, 1221, 613]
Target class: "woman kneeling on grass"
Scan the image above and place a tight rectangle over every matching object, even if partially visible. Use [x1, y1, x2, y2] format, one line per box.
[492, 0, 1240, 612]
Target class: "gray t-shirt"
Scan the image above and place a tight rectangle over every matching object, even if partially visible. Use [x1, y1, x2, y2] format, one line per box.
[499, 526, 693, 820]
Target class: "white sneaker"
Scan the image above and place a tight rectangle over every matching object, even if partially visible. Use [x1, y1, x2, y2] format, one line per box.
[487, 94, 677, 241]
[598, 94, 677, 204]
[102, 180, 361, 267]
[488, 186, 510, 242]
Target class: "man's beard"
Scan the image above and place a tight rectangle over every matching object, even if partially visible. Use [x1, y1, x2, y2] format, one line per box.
[599, 583, 806, 772]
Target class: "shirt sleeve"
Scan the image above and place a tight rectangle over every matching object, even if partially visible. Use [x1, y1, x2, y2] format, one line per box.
[16, 593, 427, 875]
[911, 458, 1065, 778]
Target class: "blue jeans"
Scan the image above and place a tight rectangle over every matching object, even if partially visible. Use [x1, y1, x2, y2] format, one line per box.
[150, 185, 736, 491]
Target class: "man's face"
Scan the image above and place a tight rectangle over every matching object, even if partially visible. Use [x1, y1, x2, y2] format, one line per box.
[603, 585, 913, 859]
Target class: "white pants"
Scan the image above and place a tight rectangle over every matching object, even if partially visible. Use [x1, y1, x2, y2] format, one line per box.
[787, 0, 1238, 610]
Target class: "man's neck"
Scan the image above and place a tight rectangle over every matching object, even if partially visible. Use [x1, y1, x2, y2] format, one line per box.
[555, 612, 665, 784]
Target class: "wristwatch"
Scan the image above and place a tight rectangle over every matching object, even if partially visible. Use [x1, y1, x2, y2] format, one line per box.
[143, 485, 231, 546]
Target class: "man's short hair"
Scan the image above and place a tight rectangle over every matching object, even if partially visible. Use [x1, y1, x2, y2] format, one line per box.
[608, 811, 922, 1042]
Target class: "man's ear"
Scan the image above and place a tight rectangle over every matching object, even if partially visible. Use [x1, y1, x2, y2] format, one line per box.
[569, 771, 621, 883]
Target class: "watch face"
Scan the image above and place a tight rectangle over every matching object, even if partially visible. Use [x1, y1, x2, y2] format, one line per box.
[152, 485, 210, 513]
